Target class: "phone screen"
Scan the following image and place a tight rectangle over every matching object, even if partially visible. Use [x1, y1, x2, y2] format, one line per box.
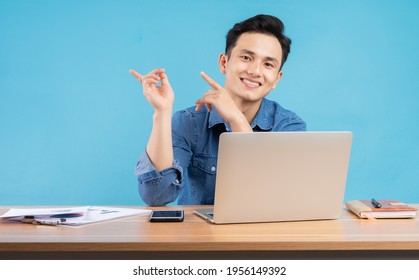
[149, 210, 184, 222]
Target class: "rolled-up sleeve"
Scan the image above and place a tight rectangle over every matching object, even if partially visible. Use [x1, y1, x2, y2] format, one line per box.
[135, 110, 195, 206]
[135, 150, 184, 206]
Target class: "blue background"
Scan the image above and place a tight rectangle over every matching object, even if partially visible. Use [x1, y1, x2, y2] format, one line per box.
[1, 0, 418, 206]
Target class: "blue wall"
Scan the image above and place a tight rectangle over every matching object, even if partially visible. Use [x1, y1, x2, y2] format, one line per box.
[1, 0, 418, 206]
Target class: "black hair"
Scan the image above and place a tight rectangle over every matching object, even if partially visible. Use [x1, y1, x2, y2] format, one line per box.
[225, 14, 291, 70]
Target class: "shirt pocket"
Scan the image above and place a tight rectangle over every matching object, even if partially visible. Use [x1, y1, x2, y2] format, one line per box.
[192, 154, 217, 175]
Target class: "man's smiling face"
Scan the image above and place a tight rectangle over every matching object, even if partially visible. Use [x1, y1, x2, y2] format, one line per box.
[220, 32, 283, 105]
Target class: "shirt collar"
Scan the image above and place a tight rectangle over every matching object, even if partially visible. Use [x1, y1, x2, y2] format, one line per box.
[208, 107, 231, 131]
[208, 98, 274, 131]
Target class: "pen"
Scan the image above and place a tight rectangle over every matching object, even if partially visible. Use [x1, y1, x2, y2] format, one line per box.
[33, 219, 60, 226]
[371, 198, 382, 208]
[21, 217, 37, 225]
[21, 216, 60, 226]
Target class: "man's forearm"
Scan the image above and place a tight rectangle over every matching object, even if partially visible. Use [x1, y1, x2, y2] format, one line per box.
[146, 110, 174, 172]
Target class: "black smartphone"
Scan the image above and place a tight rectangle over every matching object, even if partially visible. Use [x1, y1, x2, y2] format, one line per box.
[149, 210, 184, 222]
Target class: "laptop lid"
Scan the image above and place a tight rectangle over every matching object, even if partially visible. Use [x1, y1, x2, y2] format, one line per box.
[209, 131, 352, 224]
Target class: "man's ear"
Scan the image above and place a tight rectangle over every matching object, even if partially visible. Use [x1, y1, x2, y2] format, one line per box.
[218, 53, 227, 74]
[272, 70, 283, 90]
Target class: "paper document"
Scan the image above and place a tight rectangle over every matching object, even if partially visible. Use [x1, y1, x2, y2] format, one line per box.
[0, 206, 151, 226]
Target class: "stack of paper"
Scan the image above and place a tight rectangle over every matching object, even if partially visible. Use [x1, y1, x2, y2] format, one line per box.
[0, 206, 151, 226]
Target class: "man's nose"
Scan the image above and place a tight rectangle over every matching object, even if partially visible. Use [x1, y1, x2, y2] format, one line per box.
[247, 61, 262, 76]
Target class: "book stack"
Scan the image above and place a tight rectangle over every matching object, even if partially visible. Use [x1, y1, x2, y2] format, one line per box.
[346, 200, 417, 219]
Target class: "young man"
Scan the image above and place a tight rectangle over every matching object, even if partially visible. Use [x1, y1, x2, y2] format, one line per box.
[130, 14, 306, 206]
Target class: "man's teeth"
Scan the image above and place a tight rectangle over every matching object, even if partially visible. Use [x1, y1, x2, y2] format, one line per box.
[242, 79, 260, 87]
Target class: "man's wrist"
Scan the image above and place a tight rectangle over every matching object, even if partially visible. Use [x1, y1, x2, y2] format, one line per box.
[230, 115, 252, 132]
[153, 109, 173, 122]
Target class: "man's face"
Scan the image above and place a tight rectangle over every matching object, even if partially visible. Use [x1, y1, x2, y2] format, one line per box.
[220, 32, 283, 104]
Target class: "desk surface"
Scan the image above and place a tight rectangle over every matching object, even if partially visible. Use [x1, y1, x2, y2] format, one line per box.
[1, 205, 419, 259]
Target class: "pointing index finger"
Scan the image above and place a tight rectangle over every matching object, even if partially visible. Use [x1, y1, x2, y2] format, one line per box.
[129, 69, 143, 83]
[200, 71, 222, 90]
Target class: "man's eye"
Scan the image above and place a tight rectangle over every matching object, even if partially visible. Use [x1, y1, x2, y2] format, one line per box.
[240, 56, 251, 61]
[265, 63, 274, 68]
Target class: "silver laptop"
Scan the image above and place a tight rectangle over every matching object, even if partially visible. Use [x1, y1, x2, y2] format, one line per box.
[194, 131, 353, 224]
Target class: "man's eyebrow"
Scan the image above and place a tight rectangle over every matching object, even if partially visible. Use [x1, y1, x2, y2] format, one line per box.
[239, 49, 280, 64]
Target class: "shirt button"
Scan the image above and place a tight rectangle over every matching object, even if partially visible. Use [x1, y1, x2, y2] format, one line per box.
[211, 166, 216, 172]
[175, 179, 180, 184]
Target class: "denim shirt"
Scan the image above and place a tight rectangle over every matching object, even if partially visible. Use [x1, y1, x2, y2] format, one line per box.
[135, 98, 306, 206]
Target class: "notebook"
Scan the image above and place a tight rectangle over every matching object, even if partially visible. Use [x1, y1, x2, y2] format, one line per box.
[194, 131, 353, 224]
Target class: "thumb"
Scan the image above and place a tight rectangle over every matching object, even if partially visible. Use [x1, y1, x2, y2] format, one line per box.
[160, 72, 171, 87]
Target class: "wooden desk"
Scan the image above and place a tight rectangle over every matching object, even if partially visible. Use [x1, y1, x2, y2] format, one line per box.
[1, 205, 419, 259]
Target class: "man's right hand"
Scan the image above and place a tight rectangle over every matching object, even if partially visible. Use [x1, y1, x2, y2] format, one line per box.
[129, 68, 174, 113]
